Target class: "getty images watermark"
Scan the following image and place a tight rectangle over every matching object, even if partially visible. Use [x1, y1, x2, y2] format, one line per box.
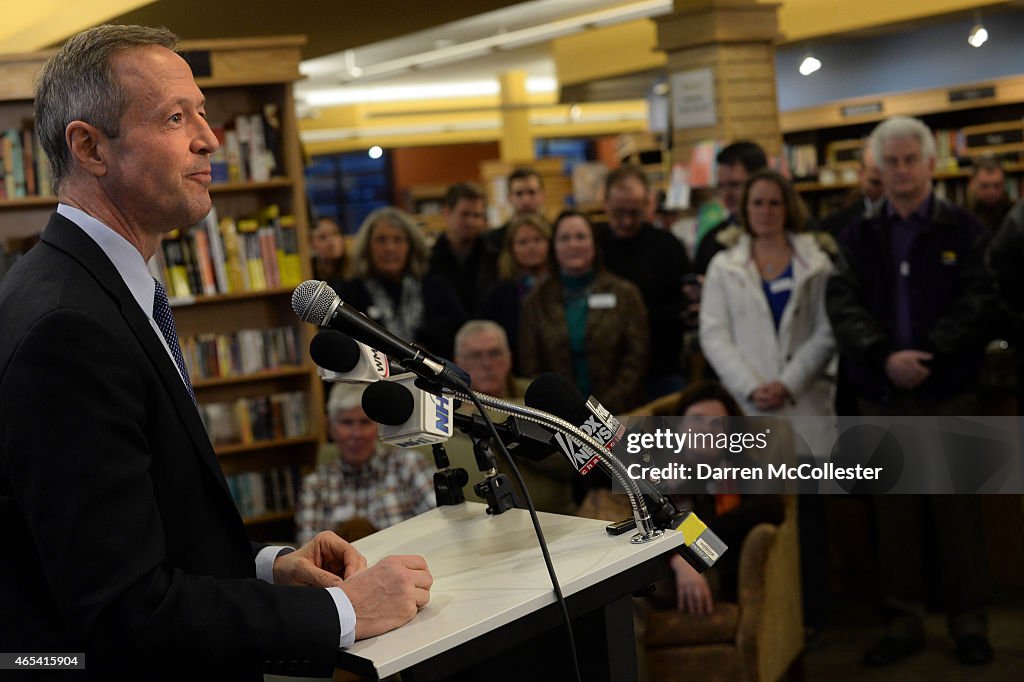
[612, 416, 1024, 495]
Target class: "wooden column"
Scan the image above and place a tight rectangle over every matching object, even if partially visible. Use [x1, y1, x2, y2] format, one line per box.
[498, 70, 535, 163]
[656, 0, 783, 165]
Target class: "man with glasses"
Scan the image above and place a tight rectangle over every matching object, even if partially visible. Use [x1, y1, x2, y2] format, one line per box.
[693, 141, 768, 275]
[820, 144, 884, 236]
[440, 320, 576, 514]
[599, 164, 692, 400]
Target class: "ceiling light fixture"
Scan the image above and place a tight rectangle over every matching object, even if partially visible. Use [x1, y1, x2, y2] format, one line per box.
[332, 0, 671, 80]
[968, 13, 988, 48]
[799, 54, 822, 76]
[342, 50, 362, 79]
[306, 76, 557, 107]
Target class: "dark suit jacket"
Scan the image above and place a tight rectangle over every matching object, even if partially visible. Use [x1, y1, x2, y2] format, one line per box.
[0, 214, 339, 680]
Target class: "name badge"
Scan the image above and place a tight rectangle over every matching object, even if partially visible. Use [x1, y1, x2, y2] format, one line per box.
[768, 277, 793, 294]
[588, 293, 617, 309]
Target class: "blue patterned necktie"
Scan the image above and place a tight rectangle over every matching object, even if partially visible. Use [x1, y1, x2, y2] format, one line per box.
[152, 278, 198, 409]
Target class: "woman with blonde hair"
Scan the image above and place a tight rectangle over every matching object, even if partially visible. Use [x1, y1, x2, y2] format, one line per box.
[336, 207, 466, 359]
[481, 213, 553, 365]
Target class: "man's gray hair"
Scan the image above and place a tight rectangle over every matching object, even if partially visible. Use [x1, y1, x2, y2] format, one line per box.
[350, 207, 430, 279]
[35, 24, 179, 193]
[327, 382, 367, 420]
[868, 116, 937, 166]
[454, 319, 510, 359]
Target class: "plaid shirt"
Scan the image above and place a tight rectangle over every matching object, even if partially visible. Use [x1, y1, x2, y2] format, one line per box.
[296, 445, 435, 545]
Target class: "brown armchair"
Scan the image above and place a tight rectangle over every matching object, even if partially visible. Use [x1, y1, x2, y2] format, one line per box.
[642, 496, 803, 682]
[623, 394, 806, 682]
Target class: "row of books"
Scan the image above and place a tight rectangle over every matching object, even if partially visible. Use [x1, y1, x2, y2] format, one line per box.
[181, 326, 302, 381]
[226, 466, 298, 519]
[152, 204, 304, 299]
[0, 126, 53, 200]
[0, 105, 281, 202]
[209, 106, 281, 184]
[200, 391, 309, 446]
[783, 143, 820, 180]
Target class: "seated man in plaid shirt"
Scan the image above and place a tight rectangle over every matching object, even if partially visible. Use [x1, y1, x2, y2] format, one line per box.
[297, 382, 436, 544]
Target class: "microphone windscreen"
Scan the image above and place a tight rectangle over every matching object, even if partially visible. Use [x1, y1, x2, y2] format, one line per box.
[292, 280, 336, 325]
[309, 330, 361, 373]
[362, 380, 416, 426]
[524, 372, 590, 423]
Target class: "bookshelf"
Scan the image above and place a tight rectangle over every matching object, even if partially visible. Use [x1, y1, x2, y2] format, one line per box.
[0, 37, 322, 541]
[780, 74, 1024, 219]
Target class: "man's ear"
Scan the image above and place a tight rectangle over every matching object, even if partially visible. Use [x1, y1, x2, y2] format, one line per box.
[65, 121, 107, 178]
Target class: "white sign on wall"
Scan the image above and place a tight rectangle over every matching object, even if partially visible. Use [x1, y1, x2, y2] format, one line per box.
[671, 67, 717, 129]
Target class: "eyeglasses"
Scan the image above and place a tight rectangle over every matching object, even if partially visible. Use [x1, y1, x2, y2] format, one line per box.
[609, 208, 644, 220]
[460, 348, 507, 363]
[332, 417, 375, 429]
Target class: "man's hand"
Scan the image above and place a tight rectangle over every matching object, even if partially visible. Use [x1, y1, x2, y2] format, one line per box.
[341, 555, 433, 640]
[274, 531, 368, 587]
[885, 350, 933, 390]
[670, 554, 713, 616]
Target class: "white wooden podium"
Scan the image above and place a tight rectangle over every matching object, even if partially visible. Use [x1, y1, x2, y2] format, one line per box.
[334, 502, 684, 681]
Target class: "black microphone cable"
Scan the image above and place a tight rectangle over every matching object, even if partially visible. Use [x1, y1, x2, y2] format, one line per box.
[442, 373, 583, 682]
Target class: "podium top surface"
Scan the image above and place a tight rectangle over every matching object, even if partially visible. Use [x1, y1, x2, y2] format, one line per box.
[338, 502, 683, 678]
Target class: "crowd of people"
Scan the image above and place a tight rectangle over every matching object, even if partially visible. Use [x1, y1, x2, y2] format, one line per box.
[304, 115, 1024, 669]
[8, 22, 1017, 678]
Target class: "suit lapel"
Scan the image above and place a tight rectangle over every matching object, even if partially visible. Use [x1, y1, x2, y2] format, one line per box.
[40, 214, 232, 496]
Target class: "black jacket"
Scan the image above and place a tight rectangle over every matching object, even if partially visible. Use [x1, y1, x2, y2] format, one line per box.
[597, 223, 690, 382]
[427, 233, 499, 316]
[825, 196, 997, 404]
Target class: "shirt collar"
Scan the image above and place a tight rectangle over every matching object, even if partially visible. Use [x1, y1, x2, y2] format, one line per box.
[57, 203, 156, 317]
[885, 193, 932, 223]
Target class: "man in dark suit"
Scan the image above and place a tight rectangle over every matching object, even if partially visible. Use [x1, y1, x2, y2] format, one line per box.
[596, 164, 690, 399]
[692, 141, 768, 275]
[0, 25, 431, 680]
[819, 144, 884, 235]
[428, 181, 498, 315]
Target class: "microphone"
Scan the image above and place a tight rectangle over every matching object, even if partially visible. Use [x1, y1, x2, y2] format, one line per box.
[309, 330, 390, 384]
[292, 280, 468, 389]
[524, 373, 727, 572]
[361, 374, 453, 448]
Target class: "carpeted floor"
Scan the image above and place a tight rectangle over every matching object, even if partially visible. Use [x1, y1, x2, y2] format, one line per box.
[802, 591, 1024, 681]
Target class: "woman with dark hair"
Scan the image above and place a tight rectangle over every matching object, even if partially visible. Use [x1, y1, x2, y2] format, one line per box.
[311, 216, 347, 282]
[336, 207, 466, 359]
[519, 210, 649, 413]
[699, 169, 835, 453]
[480, 213, 553, 367]
[663, 381, 784, 615]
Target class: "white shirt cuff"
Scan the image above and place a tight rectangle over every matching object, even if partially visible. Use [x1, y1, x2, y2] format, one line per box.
[254, 546, 356, 646]
[327, 586, 357, 647]
[255, 545, 293, 583]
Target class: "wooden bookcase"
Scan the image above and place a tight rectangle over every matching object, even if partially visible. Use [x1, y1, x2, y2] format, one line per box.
[0, 36, 322, 541]
[779, 74, 1024, 219]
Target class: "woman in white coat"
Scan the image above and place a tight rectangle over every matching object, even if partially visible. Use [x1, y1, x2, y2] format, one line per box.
[699, 169, 835, 452]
